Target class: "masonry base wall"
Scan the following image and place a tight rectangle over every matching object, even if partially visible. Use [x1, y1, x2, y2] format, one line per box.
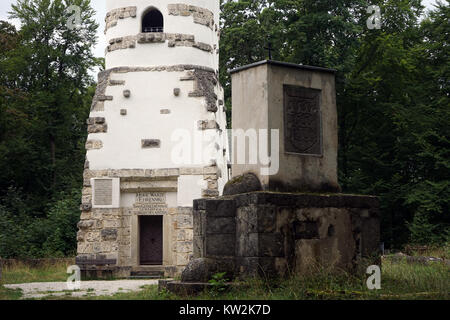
[193, 192, 380, 278]
[76, 167, 222, 279]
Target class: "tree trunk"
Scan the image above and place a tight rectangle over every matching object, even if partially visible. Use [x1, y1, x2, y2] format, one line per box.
[50, 135, 56, 187]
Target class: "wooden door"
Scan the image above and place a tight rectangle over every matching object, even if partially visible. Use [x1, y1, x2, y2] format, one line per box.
[139, 216, 163, 265]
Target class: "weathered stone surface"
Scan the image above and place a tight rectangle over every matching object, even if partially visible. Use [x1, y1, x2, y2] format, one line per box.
[105, 6, 137, 33]
[205, 234, 235, 257]
[223, 172, 263, 196]
[193, 191, 380, 278]
[141, 139, 161, 148]
[101, 229, 118, 241]
[87, 117, 105, 125]
[177, 229, 194, 241]
[181, 258, 234, 283]
[107, 33, 213, 53]
[92, 102, 104, 112]
[190, 69, 218, 112]
[109, 79, 125, 86]
[197, 120, 219, 130]
[80, 203, 92, 211]
[85, 139, 103, 150]
[202, 189, 219, 197]
[168, 4, 215, 30]
[97, 95, 113, 101]
[294, 221, 319, 239]
[87, 118, 108, 134]
[206, 217, 235, 235]
[177, 214, 193, 229]
[107, 35, 137, 52]
[193, 235, 204, 257]
[176, 241, 193, 253]
[230, 60, 340, 193]
[78, 220, 95, 230]
[89, 70, 113, 112]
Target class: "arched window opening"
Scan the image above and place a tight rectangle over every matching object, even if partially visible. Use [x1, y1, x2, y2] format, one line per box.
[142, 9, 164, 33]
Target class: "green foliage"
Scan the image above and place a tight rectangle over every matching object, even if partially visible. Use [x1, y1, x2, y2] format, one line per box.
[208, 272, 229, 295]
[1, 259, 72, 285]
[220, 0, 450, 247]
[42, 190, 82, 257]
[0, 0, 99, 258]
[0, 187, 82, 258]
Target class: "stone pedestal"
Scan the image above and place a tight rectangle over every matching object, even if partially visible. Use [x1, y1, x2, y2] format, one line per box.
[161, 61, 381, 294]
[230, 60, 340, 193]
[190, 192, 380, 279]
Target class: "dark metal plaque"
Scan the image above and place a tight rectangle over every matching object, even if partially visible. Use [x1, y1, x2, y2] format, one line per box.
[139, 216, 163, 265]
[283, 85, 322, 155]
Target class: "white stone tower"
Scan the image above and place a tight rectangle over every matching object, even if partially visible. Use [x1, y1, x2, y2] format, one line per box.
[77, 0, 229, 277]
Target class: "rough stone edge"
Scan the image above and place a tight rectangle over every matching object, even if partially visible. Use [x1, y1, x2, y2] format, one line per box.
[193, 192, 380, 210]
[104, 6, 137, 33]
[167, 4, 215, 30]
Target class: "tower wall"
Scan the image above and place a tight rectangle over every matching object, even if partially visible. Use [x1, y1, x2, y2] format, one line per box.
[77, 0, 229, 277]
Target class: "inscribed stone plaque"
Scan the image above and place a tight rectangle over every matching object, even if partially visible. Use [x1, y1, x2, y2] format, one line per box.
[283, 85, 322, 155]
[94, 179, 113, 206]
[136, 192, 166, 204]
[134, 192, 168, 215]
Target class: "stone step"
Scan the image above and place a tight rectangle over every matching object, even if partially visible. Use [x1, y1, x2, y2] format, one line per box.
[128, 265, 176, 279]
[131, 271, 164, 276]
[129, 266, 165, 279]
[128, 275, 162, 279]
[129, 271, 164, 280]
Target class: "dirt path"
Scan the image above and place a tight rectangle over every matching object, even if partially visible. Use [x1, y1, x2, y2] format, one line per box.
[5, 279, 158, 299]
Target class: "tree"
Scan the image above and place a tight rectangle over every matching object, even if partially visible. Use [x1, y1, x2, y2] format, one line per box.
[0, 0, 100, 257]
[219, 0, 450, 247]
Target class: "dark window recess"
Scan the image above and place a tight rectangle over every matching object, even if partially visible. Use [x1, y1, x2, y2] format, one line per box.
[142, 9, 164, 33]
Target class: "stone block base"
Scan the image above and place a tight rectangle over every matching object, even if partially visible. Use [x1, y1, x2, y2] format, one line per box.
[191, 192, 380, 280]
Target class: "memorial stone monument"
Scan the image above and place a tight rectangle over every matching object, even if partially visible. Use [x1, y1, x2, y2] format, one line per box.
[164, 60, 380, 293]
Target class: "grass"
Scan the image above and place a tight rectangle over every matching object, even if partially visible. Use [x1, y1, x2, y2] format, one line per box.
[0, 259, 74, 300]
[1, 260, 72, 285]
[1, 253, 448, 300]
[403, 244, 450, 260]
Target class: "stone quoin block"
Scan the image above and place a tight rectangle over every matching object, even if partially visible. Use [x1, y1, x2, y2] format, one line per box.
[87, 117, 108, 134]
[101, 229, 118, 241]
[197, 120, 219, 130]
[205, 234, 235, 257]
[109, 79, 125, 86]
[141, 139, 161, 148]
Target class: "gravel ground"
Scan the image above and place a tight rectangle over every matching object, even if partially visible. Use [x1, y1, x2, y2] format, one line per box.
[5, 279, 159, 299]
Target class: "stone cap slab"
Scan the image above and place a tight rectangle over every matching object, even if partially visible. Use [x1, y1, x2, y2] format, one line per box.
[194, 191, 379, 210]
[229, 60, 337, 75]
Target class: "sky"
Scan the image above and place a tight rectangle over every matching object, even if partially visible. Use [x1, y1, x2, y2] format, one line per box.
[0, 0, 440, 61]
